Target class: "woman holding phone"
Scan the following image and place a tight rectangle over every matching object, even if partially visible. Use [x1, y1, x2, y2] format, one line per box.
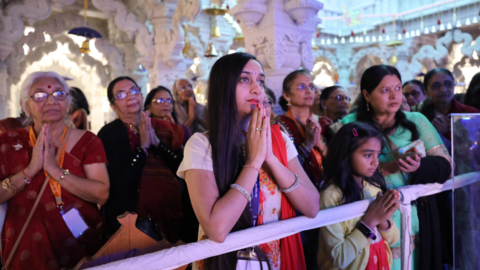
[330, 65, 452, 270]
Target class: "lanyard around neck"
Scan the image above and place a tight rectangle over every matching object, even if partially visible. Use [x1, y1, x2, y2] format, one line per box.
[29, 125, 69, 213]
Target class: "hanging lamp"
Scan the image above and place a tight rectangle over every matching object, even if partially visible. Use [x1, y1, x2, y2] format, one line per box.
[68, 0, 102, 54]
[202, 4, 227, 58]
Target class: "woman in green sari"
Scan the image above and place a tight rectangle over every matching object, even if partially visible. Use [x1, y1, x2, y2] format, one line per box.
[331, 65, 451, 270]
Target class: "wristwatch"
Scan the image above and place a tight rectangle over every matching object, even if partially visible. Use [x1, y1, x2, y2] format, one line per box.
[357, 221, 377, 240]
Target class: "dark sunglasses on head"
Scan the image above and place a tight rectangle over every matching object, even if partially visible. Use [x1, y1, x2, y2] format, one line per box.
[111, 86, 141, 102]
[152, 98, 173, 104]
[30, 91, 68, 102]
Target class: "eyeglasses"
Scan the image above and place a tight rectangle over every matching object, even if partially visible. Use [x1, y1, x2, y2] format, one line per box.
[152, 98, 173, 104]
[429, 80, 454, 91]
[404, 90, 423, 99]
[111, 86, 141, 102]
[295, 83, 316, 91]
[180, 85, 193, 91]
[328, 95, 351, 102]
[263, 100, 273, 107]
[30, 91, 68, 102]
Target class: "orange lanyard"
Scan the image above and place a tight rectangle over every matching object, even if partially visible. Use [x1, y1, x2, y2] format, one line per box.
[29, 126, 69, 212]
[286, 110, 323, 166]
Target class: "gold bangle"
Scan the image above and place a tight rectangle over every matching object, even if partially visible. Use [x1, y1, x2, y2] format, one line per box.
[2, 177, 25, 194]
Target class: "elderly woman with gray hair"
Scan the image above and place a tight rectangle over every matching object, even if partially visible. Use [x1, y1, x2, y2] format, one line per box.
[172, 78, 207, 133]
[0, 71, 109, 269]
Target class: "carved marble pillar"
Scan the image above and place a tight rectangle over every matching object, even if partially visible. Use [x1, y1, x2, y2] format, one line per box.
[335, 46, 353, 90]
[230, 0, 323, 110]
[148, 0, 200, 89]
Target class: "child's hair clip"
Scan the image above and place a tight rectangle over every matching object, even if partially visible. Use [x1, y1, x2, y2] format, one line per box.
[352, 128, 358, 136]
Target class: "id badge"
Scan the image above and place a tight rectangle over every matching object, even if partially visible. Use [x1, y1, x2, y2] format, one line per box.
[236, 249, 270, 270]
[62, 208, 89, 238]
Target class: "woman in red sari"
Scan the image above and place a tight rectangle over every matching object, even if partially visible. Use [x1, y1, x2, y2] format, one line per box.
[0, 71, 109, 269]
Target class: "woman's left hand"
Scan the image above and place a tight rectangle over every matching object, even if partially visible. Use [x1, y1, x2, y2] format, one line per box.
[146, 112, 160, 146]
[264, 114, 277, 165]
[398, 152, 421, 173]
[43, 125, 61, 176]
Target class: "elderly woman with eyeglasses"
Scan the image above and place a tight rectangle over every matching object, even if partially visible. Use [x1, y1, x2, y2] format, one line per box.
[416, 68, 479, 140]
[275, 70, 326, 270]
[172, 78, 207, 133]
[98, 77, 189, 245]
[0, 71, 109, 269]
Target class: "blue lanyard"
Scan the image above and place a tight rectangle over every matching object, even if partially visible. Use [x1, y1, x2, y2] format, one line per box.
[250, 177, 260, 227]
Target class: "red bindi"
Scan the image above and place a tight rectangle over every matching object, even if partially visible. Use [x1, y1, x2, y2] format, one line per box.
[47, 85, 51, 88]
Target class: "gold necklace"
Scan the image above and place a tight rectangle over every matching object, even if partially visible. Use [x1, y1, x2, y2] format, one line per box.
[128, 124, 139, 134]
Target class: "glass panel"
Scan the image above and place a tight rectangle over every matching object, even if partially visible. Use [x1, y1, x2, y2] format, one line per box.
[451, 113, 480, 270]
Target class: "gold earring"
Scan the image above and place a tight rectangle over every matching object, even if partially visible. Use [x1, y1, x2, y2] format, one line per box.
[287, 98, 292, 106]
[367, 103, 370, 111]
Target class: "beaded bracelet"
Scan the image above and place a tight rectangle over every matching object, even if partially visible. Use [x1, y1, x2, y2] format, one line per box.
[230, 184, 252, 202]
[243, 165, 260, 174]
[22, 168, 32, 185]
[279, 174, 300, 193]
[2, 177, 25, 194]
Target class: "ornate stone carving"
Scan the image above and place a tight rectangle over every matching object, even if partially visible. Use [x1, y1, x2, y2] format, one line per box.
[348, 47, 388, 75]
[312, 49, 339, 70]
[403, 31, 453, 81]
[0, 0, 55, 61]
[91, 0, 154, 69]
[95, 39, 126, 78]
[453, 29, 480, 58]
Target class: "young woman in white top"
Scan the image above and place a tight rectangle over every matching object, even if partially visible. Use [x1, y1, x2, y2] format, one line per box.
[177, 53, 320, 270]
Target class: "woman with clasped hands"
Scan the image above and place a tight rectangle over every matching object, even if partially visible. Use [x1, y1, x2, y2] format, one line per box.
[98, 76, 188, 244]
[177, 53, 319, 270]
[0, 71, 109, 269]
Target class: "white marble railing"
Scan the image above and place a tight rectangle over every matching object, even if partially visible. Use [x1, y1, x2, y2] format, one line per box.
[88, 172, 480, 270]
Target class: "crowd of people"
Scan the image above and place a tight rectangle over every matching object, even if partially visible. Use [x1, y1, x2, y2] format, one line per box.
[0, 52, 478, 270]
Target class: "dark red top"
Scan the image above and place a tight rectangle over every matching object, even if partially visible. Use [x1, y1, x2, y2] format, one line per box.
[1, 129, 107, 269]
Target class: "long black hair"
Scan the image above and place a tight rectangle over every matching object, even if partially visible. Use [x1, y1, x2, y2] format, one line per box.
[69, 87, 90, 115]
[356, 65, 419, 141]
[464, 72, 480, 111]
[206, 52, 270, 270]
[321, 122, 387, 204]
[144, 86, 178, 123]
[419, 68, 455, 121]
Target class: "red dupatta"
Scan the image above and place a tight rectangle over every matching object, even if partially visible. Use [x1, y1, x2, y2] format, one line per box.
[271, 124, 307, 270]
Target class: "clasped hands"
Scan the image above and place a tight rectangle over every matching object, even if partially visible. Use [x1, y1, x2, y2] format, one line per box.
[243, 104, 276, 169]
[139, 111, 161, 149]
[27, 124, 65, 179]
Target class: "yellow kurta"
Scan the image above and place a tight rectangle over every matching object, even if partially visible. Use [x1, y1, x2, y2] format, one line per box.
[318, 181, 400, 270]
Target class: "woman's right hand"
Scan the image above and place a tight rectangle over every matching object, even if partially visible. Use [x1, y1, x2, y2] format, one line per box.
[304, 118, 319, 151]
[361, 189, 400, 228]
[245, 105, 268, 169]
[26, 124, 46, 176]
[188, 97, 196, 120]
[139, 112, 151, 149]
